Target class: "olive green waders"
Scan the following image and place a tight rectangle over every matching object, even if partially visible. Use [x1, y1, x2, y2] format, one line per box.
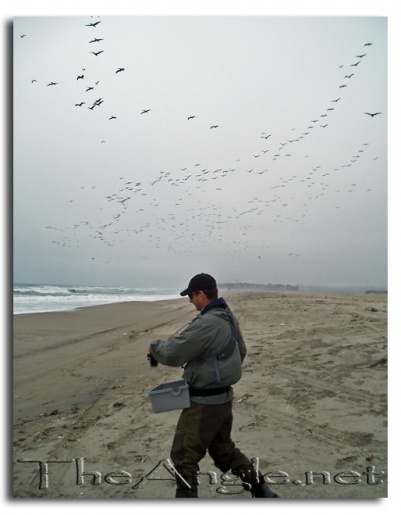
[170, 401, 259, 498]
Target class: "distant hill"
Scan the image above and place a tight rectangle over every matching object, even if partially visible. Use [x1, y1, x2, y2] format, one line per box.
[221, 282, 299, 292]
[220, 283, 387, 294]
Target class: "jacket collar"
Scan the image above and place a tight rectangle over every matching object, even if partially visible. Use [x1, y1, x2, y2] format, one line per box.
[201, 297, 228, 315]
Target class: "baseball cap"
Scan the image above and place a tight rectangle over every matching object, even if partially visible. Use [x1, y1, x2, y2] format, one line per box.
[180, 273, 217, 296]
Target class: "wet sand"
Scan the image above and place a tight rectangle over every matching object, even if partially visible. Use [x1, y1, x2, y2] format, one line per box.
[13, 291, 387, 499]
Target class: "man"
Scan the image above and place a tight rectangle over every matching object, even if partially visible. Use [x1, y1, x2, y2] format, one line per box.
[148, 273, 279, 498]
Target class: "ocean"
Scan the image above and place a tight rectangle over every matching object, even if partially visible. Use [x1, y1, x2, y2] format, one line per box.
[13, 284, 182, 315]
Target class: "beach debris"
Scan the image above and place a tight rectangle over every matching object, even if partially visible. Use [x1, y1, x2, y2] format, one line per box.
[234, 393, 253, 404]
[113, 401, 127, 408]
[367, 355, 387, 368]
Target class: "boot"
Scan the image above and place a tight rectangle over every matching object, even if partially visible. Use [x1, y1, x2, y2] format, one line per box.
[232, 467, 280, 498]
[251, 481, 280, 498]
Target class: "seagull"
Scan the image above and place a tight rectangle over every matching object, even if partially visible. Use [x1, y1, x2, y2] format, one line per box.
[20, 34, 27, 38]
[47, 82, 58, 86]
[109, 115, 117, 120]
[210, 125, 219, 129]
[364, 112, 382, 117]
[345, 73, 354, 78]
[261, 134, 271, 139]
[75, 102, 85, 106]
[116, 68, 125, 73]
[89, 38, 104, 43]
[86, 86, 94, 92]
[91, 50, 104, 56]
[356, 54, 366, 58]
[364, 42, 372, 47]
[339, 84, 347, 88]
[85, 21, 101, 27]
[187, 115, 195, 120]
[141, 109, 151, 114]
[77, 74, 84, 80]
[332, 98, 341, 102]
[351, 60, 361, 67]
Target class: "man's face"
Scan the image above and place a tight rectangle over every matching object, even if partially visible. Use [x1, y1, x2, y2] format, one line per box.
[188, 291, 207, 311]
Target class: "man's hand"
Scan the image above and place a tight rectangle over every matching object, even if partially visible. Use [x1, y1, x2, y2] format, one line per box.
[147, 347, 158, 367]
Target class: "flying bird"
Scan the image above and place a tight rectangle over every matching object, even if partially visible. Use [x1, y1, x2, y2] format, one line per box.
[364, 112, 382, 117]
[89, 38, 103, 43]
[339, 84, 347, 88]
[109, 116, 117, 120]
[77, 74, 84, 80]
[210, 125, 219, 129]
[85, 21, 101, 27]
[47, 82, 58, 86]
[351, 60, 361, 67]
[141, 109, 151, 114]
[20, 35, 27, 38]
[187, 115, 195, 120]
[364, 42, 372, 47]
[91, 50, 104, 56]
[75, 102, 85, 107]
[116, 68, 125, 73]
[356, 54, 366, 58]
[332, 98, 341, 103]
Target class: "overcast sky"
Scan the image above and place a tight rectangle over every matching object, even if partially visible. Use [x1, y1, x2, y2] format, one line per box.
[13, 13, 388, 290]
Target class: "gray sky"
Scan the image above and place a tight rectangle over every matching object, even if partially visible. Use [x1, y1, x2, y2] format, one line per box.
[13, 14, 388, 290]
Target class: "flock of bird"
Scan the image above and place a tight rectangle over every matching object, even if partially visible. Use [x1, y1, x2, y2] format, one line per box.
[19, 18, 384, 270]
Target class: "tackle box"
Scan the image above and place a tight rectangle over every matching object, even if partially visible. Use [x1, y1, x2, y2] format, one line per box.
[148, 379, 190, 413]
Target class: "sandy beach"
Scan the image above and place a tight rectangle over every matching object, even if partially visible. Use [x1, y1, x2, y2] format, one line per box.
[12, 291, 387, 499]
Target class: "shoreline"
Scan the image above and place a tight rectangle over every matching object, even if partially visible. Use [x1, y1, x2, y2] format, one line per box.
[13, 291, 387, 498]
[13, 285, 388, 317]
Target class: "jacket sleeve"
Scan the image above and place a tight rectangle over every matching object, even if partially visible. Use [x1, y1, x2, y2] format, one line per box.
[150, 314, 223, 367]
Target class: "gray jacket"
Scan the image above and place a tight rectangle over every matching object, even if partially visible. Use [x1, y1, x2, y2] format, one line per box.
[150, 298, 247, 404]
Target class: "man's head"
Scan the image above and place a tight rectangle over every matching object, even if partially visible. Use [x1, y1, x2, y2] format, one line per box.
[180, 273, 218, 311]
